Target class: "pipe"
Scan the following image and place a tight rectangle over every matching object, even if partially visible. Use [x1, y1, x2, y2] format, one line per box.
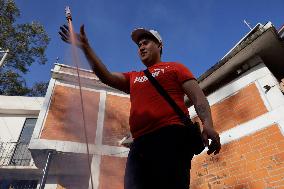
[39, 150, 56, 189]
[65, 6, 72, 21]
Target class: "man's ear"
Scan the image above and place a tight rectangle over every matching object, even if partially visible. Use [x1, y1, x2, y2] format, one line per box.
[158, 43, 163, 50]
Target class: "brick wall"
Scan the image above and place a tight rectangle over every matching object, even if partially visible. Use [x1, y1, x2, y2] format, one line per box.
[56, 176, 90, 189]
[209, 83, 268, 133]
[99, 156, 127, 189]
[42, 78, 283, 189]
[41, 85, 100, 143]
[190, 125, 284, 189]
[103, 94, 130, 146]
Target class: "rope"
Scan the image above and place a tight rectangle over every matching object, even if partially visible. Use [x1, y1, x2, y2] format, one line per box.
[68, 20, 94, 189]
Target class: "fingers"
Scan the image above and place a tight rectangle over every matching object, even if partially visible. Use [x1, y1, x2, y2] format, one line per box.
[63, 24, 69, 31]
[80, 25, 87, 41]
[207, 135, 221, 155]
[59, 25, 71, 43]
[58, 32, 70, 43]
[202, 131, 209, 147]
[79, 24, 89, 48]
[60, 26, 69, 36]
[58, 24, 87, 48]
[207, 141, 219, 155]
[80, 24, 85, 35]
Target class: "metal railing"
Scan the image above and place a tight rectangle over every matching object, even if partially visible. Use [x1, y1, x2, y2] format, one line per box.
[0, 142, 34, 167]
[0, 179, 38, 189]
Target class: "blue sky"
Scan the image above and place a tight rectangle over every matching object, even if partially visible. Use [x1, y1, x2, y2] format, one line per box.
[14, 0, 284, 87]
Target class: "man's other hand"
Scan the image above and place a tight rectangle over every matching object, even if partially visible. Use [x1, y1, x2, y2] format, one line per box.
[202, 127, 221, 155]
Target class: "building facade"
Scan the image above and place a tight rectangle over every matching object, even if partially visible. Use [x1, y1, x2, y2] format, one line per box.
[189, 22, 284, 188]
[1, 22, 283, 189]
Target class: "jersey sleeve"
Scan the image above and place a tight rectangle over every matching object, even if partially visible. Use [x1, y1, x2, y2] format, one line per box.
[122, 72, 133, 94]
[122, 72, 131, 84]
[174, 63, 196, 83]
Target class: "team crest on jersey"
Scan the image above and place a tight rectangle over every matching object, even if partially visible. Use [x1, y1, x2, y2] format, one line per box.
[134, 68, 168, 83]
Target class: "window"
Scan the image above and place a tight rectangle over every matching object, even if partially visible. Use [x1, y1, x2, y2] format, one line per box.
[9, 118, 37, 166]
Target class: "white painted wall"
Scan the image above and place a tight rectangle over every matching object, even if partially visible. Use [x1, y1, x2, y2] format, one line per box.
[0, 96, 42, 166]
[0, 95, 43, 142]
[0, 117, 25, 142]
[0, 96, 44, 115]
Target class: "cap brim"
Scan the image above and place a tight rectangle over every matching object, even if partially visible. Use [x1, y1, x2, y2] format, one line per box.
[131, 28, 154, 44]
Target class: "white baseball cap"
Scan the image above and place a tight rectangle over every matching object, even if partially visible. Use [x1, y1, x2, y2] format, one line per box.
[131, 28, 163, 45]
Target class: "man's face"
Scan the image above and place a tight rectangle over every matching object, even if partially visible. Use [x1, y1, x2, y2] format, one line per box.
[137, 38, 161, 65]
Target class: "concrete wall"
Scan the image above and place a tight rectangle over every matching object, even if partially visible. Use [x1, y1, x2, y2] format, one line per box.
[0, 96, 44, 142]
[0, 117, 26, 142]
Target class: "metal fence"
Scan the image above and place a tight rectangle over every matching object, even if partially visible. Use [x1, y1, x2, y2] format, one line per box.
[0, 180, 38, 189]
[0, 142, 34, 166]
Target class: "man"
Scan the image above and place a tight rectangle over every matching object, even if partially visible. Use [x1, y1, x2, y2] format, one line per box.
[59, 25, 221, 189]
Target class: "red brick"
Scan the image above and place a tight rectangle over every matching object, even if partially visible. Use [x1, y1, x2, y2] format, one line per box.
[269, 167, 284, 176]
[236, 175, 251, 184]
[41, 85, 99, 143]
[251, 168, 269, 180]
[274, 152, 284, 163]
[222, 177, 237, 186]
[99, 156, 127, 189]
[277, 141, 284, 150]
[249, 138, 267, 149]
[260, 146, 279, 158]
[234, 183, 249, 189]
[249, 180, 266, 189]
[209, 84, 268, 133]
[191, 125, 284, 188]
[265, 175, 284, 183]
[244, 151, 261, 161]
[266, 132, 284, 144]
[245, 161, 258, 172]
[103, 94, 131, 146]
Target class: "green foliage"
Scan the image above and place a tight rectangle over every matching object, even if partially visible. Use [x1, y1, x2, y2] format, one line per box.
[27, 81, 48, 97]
[0, 70, 29, 95]
[0, 0, 50, 96]
[0, 70, 48, 96]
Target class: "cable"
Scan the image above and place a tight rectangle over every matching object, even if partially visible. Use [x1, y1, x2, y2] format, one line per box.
[68, 20, 94, 189]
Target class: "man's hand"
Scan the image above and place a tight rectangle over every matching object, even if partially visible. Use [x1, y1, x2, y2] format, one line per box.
[58, 24, 89, 49]
[59, 24, 129, 93]
[202, 127, 221, 155]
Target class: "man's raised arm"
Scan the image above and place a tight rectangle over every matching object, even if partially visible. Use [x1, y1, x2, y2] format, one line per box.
[59, 25, 129, 93]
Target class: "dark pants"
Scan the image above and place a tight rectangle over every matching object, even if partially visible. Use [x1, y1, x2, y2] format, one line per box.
[124, 125, 194, 189]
